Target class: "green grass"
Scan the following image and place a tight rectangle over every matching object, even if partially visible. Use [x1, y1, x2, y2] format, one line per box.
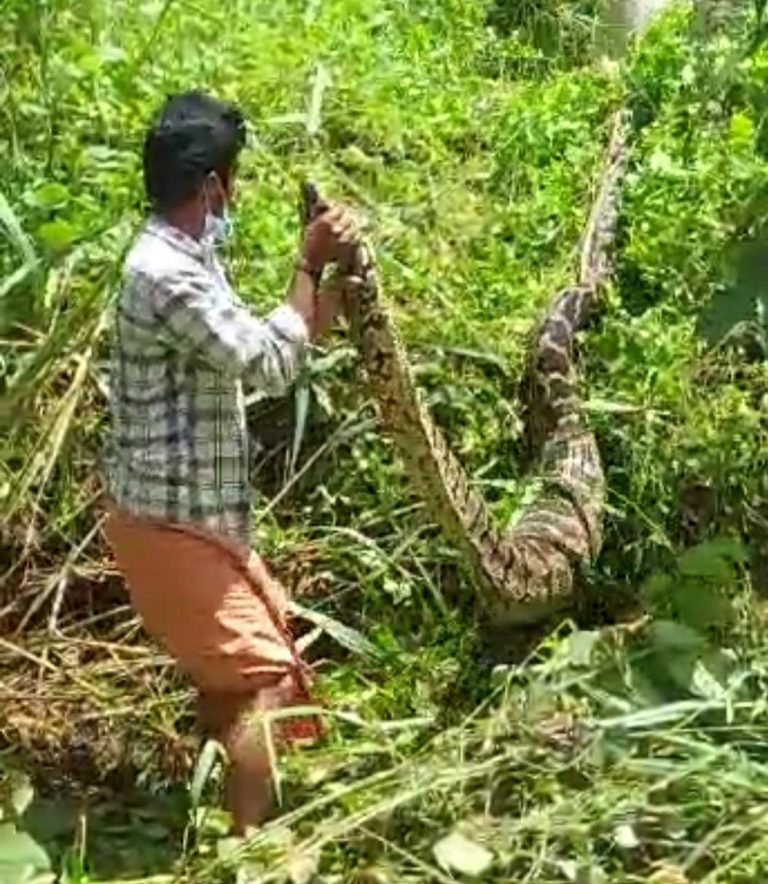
[4, 0, 768, 881]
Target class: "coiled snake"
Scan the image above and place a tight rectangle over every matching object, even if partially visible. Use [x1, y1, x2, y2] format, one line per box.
[303, 110, 629, 630]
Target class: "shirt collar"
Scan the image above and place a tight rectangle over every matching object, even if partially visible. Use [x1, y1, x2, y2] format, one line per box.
[145, 215, 208, 263]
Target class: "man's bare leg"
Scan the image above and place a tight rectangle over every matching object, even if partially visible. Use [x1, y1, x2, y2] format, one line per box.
[197, 676, 296, 834]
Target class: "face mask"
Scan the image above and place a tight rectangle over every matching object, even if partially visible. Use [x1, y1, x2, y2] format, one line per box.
[203, 178, 234, 246]
[203, 206, 233, 246]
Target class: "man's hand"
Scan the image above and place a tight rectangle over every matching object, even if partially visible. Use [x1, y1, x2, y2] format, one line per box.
[300, 204, 359, 275]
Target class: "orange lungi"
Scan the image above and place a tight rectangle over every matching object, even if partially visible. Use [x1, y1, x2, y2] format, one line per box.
[105, 506, 321, 742]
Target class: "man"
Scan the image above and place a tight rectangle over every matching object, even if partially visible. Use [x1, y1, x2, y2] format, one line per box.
[103, 91, 358, 832]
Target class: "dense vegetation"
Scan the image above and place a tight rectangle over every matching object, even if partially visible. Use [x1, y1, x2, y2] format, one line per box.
[4, 0, 768, 881]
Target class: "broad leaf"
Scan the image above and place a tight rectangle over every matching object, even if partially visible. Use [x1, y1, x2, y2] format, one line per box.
[648, 865, 689, 884]
[433, 831, 493, 877]
[10, 775, 34, 818]
[677, 537, 746, 582]
[689, 660, 727, 701]
[648, 620, 706, 652]
[730, 111, 755, 145]
[670, 582, 735, 632]
[567, 630, 601, 667]
[700, 239, 768, 343]
[614, 823, 640, 849]
[286, 849, 319, 884]
[36, 220, 76, 254]
[0, 823, 52, 884]
[576, 866, 608, 884]
[28, 183, 71, 210]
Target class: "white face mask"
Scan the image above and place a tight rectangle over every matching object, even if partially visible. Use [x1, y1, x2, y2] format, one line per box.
[203, 177, 233, 246]
[203, 207, 233, 245]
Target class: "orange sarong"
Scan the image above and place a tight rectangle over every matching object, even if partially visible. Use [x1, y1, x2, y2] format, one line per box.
[105, 506, 321, 741]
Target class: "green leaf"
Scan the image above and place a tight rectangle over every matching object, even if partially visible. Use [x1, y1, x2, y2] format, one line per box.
[28, 183, 71, 210]
[306, 63, 331, 136]
[643, 571, 674, 604]
[577, 866, 608, 884]
[286, 849, 319, 884]
[23, 799, 73, 843]
[36, 220, 77, 254]
[689, 660, 727, 701]
[189, 739, 224, 809]
[614, 823, 640, 849]
[730, 111, 755, 145]
[0, 190, 37, 267]
[648, 620, 706, 653]
[289, 601, 385, 661]
[60, 845, 88, 884]
[433, 831, 493, 877]
[193, 806, 231, 837]
[0, 823, 52, 884]
[10, 775, 34, 818]
[0, 262, 36, 300]
[289, 379, 310, 477]
[670, 582, 735, 632]
[99, 43, 126, 64]
[636, 623, 701, 699]
[567, 630, 601, 667]
[649, 149, 675, 173]
[216, 835, 243, 862]
[700, 240, 768, 342]
[598, 699, 719, 731]
[584, 397, 643, 414]
[339, 145, 379, 170]
[677, 537, 746, 582]
[660, 651, 698, 696]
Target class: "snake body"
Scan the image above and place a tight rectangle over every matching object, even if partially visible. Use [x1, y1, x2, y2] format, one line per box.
[304, 111, 629, 628]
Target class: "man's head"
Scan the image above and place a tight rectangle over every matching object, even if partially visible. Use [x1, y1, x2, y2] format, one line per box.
[143, 91, 246, 235]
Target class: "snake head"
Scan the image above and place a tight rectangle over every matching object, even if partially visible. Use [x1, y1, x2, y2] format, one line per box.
[300, 180, 328, 228]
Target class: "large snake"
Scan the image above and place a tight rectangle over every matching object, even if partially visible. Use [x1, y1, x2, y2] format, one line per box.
[302, 110, 629, 630]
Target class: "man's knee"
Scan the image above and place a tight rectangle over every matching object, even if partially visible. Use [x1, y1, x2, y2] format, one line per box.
[196, 673, 295, 739]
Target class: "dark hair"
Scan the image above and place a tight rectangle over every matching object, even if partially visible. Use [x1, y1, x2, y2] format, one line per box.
[143, 91, 247, 211]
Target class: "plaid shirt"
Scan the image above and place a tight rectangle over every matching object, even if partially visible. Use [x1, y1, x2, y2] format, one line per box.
[104, 217, 308, 545]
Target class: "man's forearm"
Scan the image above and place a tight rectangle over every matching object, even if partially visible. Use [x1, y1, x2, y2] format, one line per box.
[287, 269, 319, 335]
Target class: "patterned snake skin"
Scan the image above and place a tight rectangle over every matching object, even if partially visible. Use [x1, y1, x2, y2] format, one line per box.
[303, 111, 629, 627]
[695, 0, 743, 36]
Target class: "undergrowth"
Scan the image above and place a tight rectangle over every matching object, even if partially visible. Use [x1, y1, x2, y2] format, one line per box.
[3, 0, 768, 881]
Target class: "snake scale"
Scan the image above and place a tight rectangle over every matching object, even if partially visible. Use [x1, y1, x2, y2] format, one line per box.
[303, 110, 629, 629]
